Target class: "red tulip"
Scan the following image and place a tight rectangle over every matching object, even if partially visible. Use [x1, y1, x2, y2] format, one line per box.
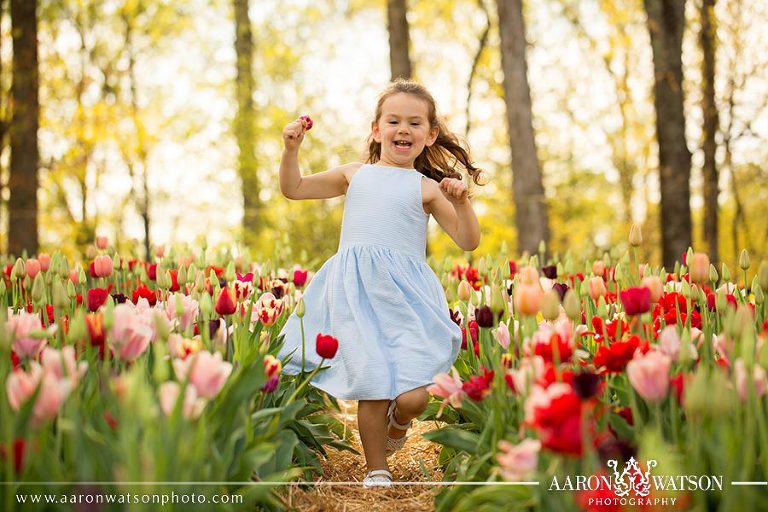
[214, 287, 237, 316]
[293, 269, 309, 287]
[300, 114, 313, 130]
[316, 333, 339, 359]
[87, 288, 109, 312]
[619, 286, 651, 315]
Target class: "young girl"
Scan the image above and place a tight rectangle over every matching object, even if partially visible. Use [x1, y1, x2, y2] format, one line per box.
[277, 79, 483, 487]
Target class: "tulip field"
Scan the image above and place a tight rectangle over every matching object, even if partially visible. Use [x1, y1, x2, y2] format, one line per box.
[2, 237, 768, 511]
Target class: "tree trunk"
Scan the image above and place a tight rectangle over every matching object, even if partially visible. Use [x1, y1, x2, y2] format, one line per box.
[496, 0, 550, 256]
[699, 0, 719, 265]
[387, 0, 412, 80]
[644, 0, 692, 268]
[8, 0, 39, 256]
[233, 0, 260, 247]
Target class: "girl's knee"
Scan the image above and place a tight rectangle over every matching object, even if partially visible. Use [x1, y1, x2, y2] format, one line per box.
[396, 388, 429, 417]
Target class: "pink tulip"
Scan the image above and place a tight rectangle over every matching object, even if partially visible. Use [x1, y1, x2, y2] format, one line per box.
[32, 371, 72, 424]
[25, 259, 41, 279]
[69, 268, 80, 285]
[592, 260, 606, 276]
[588, 276, 607, 301]
[38, 253, 51, 272]
[688, 252, 710, 283]
[734, 359, 768, 402]
[6, 364, 72, 425]
[173, 350, 233, 399]
[492, 321, 510, 350]
[6, 366, 42, 410]
[164, 293, 199, 331]
[641, 276, 664, 304]
[158, 381, 206, 419]
[109, 304, 153, 361]
[7, 311, 48, 359]
[514, 283, 543, 317]
[658, 326, 697, 362]
[40, 347, 88, 384]
[506, 356, 546, 395]
[93, 255, 113, 278]
[155, 245, 166, 258]
[496, 438, 541, 481]
[95, 236, 109, 250]
[627, 350, 671, 402]
[426, 367, 465, 417]
[519, 266, 539, 285]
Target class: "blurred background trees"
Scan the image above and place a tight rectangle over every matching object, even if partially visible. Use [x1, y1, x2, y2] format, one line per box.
[0, 0, 766, 273]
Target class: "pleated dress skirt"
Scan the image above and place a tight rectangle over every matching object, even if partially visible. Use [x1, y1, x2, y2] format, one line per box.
[277, 164, 462, 400]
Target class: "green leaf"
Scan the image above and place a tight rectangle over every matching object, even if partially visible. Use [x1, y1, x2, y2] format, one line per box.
[423, 427, 480, 455]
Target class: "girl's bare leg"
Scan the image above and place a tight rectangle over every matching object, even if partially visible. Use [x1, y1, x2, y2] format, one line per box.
[357, 399, 390, 471]
[388, 386, 429, 439]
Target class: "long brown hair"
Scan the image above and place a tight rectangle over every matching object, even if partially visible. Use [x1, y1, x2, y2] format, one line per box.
[366, 79, 484, 185]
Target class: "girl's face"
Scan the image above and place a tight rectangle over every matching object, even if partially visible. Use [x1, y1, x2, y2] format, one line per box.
[371, 93, 438, 168]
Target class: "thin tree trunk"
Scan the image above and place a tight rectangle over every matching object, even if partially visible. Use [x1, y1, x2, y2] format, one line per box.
[8, 0, 39, 256]
[387, 0, 412, 80]
[233, 0, 260, 247]
[644, 0, 692, 268]
[699, 0, 719, 265]
[496, 0, 550, 256]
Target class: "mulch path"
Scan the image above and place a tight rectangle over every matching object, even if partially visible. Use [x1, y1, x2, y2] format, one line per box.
[277, 400, 445, 511]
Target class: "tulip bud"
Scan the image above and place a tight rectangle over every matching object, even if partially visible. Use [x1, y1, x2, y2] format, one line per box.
[739, 249, 751, 271]
[715, 289, 728, 313]
[457, 280, 473, 301]
[67, 280, 77, 299]
[680, 279, 691, 299]
[540, 289, 561, 321]
[31, 273, 46, 304]
[0, 280, 5, 300]
[200, 292, 213, 317]
[225, 261, 236, 283]
[628, 223, 643, 247]
[490, 283, 504, 312]
[295, 296, 306, 318]
[709, 264, 719, 284]
[11, 258, 24, 280]
[758, 261, 768, 291]
[478, 258, 487, 276]
[52, 279, 68, 309]
[563, 289, 581, 321]
[721, 263, 731, 283]
[177, 266, 187, 287]
[112, 252, 121, 271]
[754, 285, 764, 306]
[538, 239, 546, 256]
[57, 255, 69, 279]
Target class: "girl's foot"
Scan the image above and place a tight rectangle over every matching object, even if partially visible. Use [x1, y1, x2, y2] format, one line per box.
[385, 400, 413, 457]
[363, 469, 393, 488]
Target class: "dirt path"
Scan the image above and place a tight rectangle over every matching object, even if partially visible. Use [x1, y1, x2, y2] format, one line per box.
[280, 400, 445, 511]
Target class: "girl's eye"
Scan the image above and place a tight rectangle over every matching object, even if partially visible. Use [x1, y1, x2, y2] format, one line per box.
[388, 121, 398, 125]
[411, 123, 420, 126]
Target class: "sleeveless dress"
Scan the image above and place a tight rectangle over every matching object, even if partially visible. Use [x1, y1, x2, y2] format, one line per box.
[277, 164, 462, 400]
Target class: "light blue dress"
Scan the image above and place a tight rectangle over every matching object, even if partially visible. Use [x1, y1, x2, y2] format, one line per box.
[278, 164, 462, 400]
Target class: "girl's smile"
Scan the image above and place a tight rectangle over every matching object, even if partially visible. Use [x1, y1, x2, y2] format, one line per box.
[371, 93, 438, 168]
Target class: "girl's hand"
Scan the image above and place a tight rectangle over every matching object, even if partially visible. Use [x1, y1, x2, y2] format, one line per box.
[439, 177, 469, 205]
[282, 117, 310, 151]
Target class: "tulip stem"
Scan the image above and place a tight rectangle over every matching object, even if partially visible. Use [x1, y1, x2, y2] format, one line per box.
[300, 317, 306, 375]
[286, 358, 324, 405]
